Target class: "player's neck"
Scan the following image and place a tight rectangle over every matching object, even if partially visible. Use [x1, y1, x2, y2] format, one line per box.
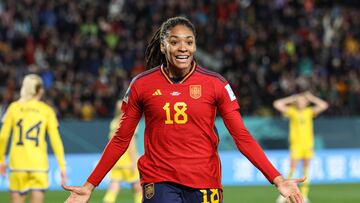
[296, 106, 306, 110]
[164, 63, 192, 79]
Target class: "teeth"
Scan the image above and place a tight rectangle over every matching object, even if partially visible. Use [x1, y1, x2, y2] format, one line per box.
[176, 56, 188, 59]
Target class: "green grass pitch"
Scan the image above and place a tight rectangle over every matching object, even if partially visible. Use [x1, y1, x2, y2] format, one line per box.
[0, 184, 359, 202]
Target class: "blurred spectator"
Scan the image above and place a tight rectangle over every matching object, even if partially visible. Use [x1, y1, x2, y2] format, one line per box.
[81, 101, 95, 121]
[0, 0, 359, 119]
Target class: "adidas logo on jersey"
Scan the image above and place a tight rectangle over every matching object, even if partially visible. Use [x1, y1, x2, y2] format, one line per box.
[152, 89, 162, 96]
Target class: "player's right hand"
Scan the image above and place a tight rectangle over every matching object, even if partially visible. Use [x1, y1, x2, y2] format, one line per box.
[63, 182, 94, 203]
[0, 163, 6, 176]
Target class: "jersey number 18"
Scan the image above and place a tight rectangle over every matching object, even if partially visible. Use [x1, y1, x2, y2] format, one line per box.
[163, 102, 188, 124]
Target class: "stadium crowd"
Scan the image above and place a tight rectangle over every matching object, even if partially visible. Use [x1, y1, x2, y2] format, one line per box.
[0, 0, 359, 119]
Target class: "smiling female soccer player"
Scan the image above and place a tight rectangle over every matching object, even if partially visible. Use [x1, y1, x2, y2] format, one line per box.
[63, 16, 305, 203]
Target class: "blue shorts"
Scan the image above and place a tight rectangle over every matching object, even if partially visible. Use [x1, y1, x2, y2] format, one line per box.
[142, 182, 222, 203]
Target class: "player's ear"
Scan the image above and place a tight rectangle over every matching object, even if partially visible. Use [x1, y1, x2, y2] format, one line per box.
[160, 43, 165, 54]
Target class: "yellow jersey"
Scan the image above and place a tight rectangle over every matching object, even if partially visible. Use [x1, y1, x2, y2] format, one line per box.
[0, 100, 66, 172]
[109, 116, 137, 168]
[285, 106, 314, 149]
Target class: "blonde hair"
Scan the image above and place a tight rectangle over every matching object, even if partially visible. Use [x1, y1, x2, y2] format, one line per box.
[19, 74, 44, 102]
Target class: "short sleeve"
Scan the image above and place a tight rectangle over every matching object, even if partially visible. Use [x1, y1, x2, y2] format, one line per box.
[216, 81, 240, 115]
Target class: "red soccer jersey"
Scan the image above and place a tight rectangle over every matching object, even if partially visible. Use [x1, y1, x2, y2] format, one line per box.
[87, 63, 280, 188]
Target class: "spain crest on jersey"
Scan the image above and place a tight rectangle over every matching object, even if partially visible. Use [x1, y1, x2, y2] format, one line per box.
[189, 85, 201, 99]
[145, 183, 155, 199]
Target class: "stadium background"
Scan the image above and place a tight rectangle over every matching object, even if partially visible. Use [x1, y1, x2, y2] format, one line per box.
[1, 0, 360, 202]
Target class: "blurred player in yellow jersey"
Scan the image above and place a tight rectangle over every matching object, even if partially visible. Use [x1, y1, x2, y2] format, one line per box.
[0, 74, 67, 203]
[103, 100, 142, 203]
[273, 91, 328, 203]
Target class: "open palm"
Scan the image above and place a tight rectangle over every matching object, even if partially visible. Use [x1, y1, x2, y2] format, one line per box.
[276, 177, 306, 203]
[63, 185, 92, 203]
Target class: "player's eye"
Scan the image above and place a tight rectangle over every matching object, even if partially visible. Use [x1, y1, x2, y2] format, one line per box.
[170, 41, 177, 45]
[187, 41, 193, 46]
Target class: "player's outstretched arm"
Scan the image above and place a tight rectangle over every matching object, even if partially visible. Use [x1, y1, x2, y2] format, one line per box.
[63, 182, 94, 203]
[304, 91, 329, 116]
[273, 176, 306, 203]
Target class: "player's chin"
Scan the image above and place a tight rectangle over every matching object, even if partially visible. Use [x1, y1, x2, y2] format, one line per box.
[174, 61, 192, 70]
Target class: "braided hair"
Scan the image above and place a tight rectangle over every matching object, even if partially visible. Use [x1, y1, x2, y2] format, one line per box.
[145, 16, 196, 69]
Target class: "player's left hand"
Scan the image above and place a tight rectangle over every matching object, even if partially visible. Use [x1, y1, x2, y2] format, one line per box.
[0, 163, 6, 176]
[63, 182, 94, 203]
[273, 176, 306, 203]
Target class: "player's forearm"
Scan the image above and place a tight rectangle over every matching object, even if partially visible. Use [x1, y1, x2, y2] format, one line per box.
[87, 140, 127, 186]
[308, 94, 328, 108]
[0, 140, 7, 163]
[49, 130, 67, 170]
[236, 137, 281, 182]
[0, 124, 12, 163]
[306, 93, 329, 115]
[273, 95, 295, 113]
[222, 110, 281, 182]
[275, 95, 297, 105]
[87, 113, 140, 186]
